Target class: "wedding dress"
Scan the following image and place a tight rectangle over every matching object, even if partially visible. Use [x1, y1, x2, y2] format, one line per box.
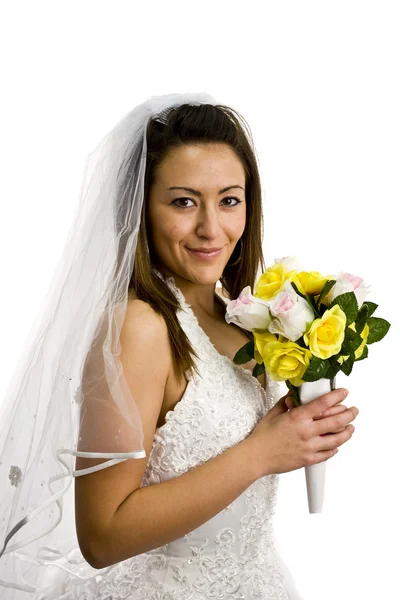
[43, 267, 304, 600]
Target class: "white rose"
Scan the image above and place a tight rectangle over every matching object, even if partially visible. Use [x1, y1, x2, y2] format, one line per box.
[324, 271, 372, 309]
[267, 280, 315, 341]
[274, 255, 305, 272]
[225, 286, 272, 332]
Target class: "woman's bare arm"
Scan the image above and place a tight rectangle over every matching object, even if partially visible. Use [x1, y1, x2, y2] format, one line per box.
[75, 299, 262, 569]
[94, 435, 258, 568]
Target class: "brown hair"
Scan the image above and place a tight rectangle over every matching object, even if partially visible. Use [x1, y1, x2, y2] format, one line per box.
[127, 103, 267, 381]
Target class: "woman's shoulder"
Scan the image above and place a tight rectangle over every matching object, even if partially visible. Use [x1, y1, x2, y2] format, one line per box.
[125, 292, 169, 340]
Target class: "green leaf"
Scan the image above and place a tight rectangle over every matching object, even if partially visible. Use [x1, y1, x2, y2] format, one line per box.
[325, 360, 342, 380]
[301, 355, 329, 382]
[340, 353, 355, 376]
[330, 291, 359, 325]
[366, 317, 391, 343]
[308, 293, 320, 316]
[355, 304, 369, 335]
[341, 326, 363, 355]
[233, 340, 254, 364]
[362, 301, 378, 317]
[318, 279, 336, 306]
[252, 362, 265, 378]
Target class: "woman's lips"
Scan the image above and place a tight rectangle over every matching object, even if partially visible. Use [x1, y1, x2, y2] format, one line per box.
[186, 247, 223, 260]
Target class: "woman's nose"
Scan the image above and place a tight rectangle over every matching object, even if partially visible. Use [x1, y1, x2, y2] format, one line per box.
[195, 209, 223, 236]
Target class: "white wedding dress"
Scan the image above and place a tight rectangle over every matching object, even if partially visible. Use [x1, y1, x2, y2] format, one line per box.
[46, 268, 304, 600]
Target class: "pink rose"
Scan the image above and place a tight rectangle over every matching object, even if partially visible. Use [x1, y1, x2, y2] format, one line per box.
[225, 286, 272, 331]
[324, 272, 372, 309]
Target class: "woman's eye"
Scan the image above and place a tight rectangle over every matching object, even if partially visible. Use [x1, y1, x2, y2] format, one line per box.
[222, 197, 242, 207]
[172, 197, 195, 208]
[172, 197, 242, 209]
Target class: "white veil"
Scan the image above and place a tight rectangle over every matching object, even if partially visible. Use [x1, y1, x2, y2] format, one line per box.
[0, 91, 219, 597]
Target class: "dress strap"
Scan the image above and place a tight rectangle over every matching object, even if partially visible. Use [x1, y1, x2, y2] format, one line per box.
[152, 266, 228, 314]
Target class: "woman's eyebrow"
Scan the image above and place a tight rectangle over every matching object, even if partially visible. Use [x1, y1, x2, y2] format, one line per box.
[167, 185, 244, 196]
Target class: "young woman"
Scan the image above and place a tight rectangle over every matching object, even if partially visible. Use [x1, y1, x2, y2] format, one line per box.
[0, 93, 357, 599]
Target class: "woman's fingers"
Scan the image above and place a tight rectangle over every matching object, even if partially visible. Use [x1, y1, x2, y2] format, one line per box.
[314, 404, 349, 435]
[285, 396, 347, 418]
[284, 394, 296, 410]
[313, 403, 348, 421]
[290, 388, 349, 422]
[313, 406, 359, 437]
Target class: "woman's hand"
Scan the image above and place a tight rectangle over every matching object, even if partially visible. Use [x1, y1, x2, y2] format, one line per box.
[246, 387, 359, 478]
[285, 392, 350, 433]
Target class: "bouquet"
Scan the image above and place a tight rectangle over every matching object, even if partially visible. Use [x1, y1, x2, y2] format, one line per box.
[226, 256, 391, 512]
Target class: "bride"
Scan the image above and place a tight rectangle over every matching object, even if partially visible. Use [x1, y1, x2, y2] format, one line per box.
[0, 93, 357, 599]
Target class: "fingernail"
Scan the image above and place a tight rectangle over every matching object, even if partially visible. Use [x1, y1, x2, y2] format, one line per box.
[342, 389, 349, 397]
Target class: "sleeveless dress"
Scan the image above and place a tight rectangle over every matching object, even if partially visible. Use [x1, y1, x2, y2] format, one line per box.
[64, 268, 305, 600]
[87, 268, 305, 600]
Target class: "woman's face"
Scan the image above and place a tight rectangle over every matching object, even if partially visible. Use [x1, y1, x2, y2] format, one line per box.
[147, 143, 246, 285]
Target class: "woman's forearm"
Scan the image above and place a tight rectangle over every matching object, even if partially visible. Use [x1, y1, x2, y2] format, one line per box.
[94, 437, 259, 569]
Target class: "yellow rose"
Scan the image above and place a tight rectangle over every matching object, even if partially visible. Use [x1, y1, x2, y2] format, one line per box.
[303, 304, 347, 360]
[253, 329, 279, 364]
[289, 271, 306, 295]
[337, 322, 369, 364]
[255, 264, 305, 300]
[260, 339, 312, 387]
[296, 271, 334, 296]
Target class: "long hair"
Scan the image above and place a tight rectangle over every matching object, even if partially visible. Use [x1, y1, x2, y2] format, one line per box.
[126, 103, 266, 380]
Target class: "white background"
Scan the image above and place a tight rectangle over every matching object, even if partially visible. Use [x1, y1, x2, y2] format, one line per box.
[0, 2, 398, 599]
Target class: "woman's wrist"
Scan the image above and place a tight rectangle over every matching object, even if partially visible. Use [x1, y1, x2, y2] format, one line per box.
[238, 436, 267, 483]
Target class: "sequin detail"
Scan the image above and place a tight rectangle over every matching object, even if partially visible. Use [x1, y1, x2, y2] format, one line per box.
[9, 465, 22, 487]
